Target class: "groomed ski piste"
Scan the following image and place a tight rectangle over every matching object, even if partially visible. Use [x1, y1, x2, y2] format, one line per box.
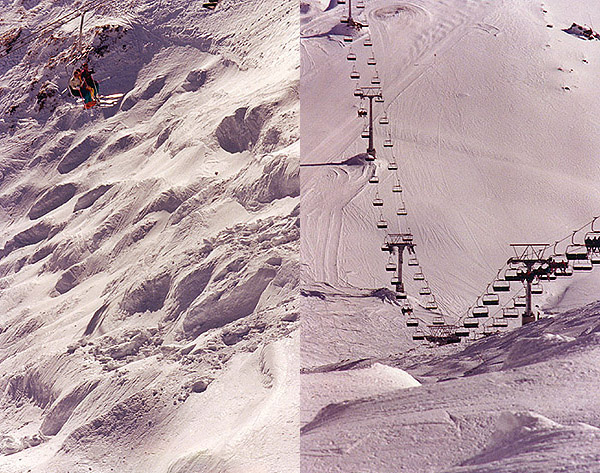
[301, 0, 600, 471]
[0, 0, 298, 472]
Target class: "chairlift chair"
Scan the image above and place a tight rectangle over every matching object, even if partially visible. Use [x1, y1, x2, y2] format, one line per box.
[388, 161, 398, 171]
[531, 283, 543, 295]
[406, 317, 419, 327]
[341, 15, 349, 23]
[584, 231, 600, 250]
[386, 257, 397, 272]
[350, 67, 361, 80]
[397, 205, 408, 216]
[402, 232, 414, 242]
[492, 318, 508, 328]
[455, 328, 470, 337]
[407, 256, 419, 266]
[464, 318, 479, 328]
[565, 244, 588, 260]
[503, 307, 519, 318]
[432, 316, 445, 325]
[482, 293, 500, 306]
[353, 86, 363, 96]
[356, 0, 365, 8]
[396, 291, 408, 300]
[365, 152, 375, 161]
[364, 36, 373, 46]
[504, 268, 520, 281]
[392, 182, 402, 193]
[361, 127, 370, 138]
[343, 36, 353, 43]
[514, 296, 527, 307]
[591, 253, 600, 264]
[383, 136, 393, 148]
[414, 271, 425, 281]
[492, 279, 510, 292]
[347, 51, 357, 60]
[472, 306, 489, 317]
[375, 95, 384, 103]
[425, 300, 438, 310]
[573, 259, 593, 271]
[419, 286, 432, 296]
[367, 55, 376, 65]
[369, 175, 379, 184]
[381, 243, 391, 252]
[379, 113, 389, 125]
[371, 72, 381, 85]
[412, 329, 425, 341]
[391, 276, 400, 285]
[372, 197, 384, 207]
[338, 0, 346, 4]
[358, 107, 367, 117]
[376, 218, 388, 229]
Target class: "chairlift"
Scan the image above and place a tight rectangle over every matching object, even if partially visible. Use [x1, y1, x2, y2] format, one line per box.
[591, 253, 600, 265]
[347, 51, 357, 61]
[361, 127, 370, 138]
[432, 316, 445, 325]
[371, 72, 381, 85]
[372, 197, 384, 207]
[482, 293, 500, 306]
[504, 268, 520, 281]
[338, 0, 346, 4]
[343, 36, 353, 43]
[503, 307, 519, 318]
[391, 276, 400, 285]
[375, 95, 384, 103]
[464, 318, 479, 328]
[565, 244, 588, 260]
[531, 283, 543, 295]
[367, 55, 376, 65]
[383, 135, 393, 148]
[584, 231, 600, 251]
[396, 291, 407, 300]
[412, 329, 425, 341]
[555, 265, 573, 277]
[472, 306, 489, 317]
[419, 286, 432, 296]
[376, 217, 388, 229]
[388, 161, 398, 171]
[369, 175, 379, 184]
[385, 256, 397, 272]
[407, 256, 419, 266]
[364, 36, 373, 46]
[402, 232, 414, 242]
[353, 86, 363, 96]
[573, 259, 593, 271]
[406, 317, 419, 327]
[392, 181, 402, 193]
[492, 318, 508, 328]
[425, 299, 438, 310]
[381, 243, 391, 252]
[379, 113, 389, 125]
[539, 272, 557, 281]
[414, 271, 425, 281]
[396, 205, 407, 216]
[350, 67, 361, 80]
[341, 15, 349, 23]
[455, 328, 470, 337]
[358, 107, 367, 117]
[365, 152, 375, 161]
[514, 296, 526, 307]
[492, 279, 510, 292]
[356, 0, 365, 9]
[483, 327, 497, 336]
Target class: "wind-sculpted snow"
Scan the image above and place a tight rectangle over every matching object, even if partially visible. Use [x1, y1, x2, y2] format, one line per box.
[0, 0, 298, 470]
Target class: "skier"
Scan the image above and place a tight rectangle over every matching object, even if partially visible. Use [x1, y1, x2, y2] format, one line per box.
[81, 63, 99, 100]
[68, 69, 83, 98]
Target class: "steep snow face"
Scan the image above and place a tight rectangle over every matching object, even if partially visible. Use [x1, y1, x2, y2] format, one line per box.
[0, 0, 298, 471]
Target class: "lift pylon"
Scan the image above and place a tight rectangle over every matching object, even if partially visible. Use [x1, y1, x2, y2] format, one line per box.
[383, 232, 415, 294]
[359, 86, 383, 158]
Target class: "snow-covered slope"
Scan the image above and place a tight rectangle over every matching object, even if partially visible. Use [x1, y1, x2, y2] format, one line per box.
[0, 0, 299, 471]
[301, 0, 600, 470]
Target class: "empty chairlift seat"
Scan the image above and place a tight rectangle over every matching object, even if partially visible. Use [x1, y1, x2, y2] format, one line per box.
[514, 296, 526, 307]
[361, 127, 370, 138]
[367, 55, 377, 65]
[573, 259, 593, 271]
[379, 113, 389, 125]
[531, 283, 543, 294]
[472, 306, 489, 317]
[482, 293, 500, 305]
[565, 244, 588, 260]
[364, 36, 373, 46]
[388, 160, 398, 171]
[432, 316, 445, 325]
[353, 86, 363, 96]
[492, 279, 510, 292]
[407, 256, 419, 266]
[397, 205, 408, 216]
[492, 318, 509, 328]
[402, 233, 414, 242]
[425, 299, 438, 310]
[419, 286, 432, 296]
[350, 67, 360, 80]
[372, 196, 383, 207]
[391, 276, 400, 285]
[503, 307, 519, 318]
[392, 182, 402, 193]
[357, 0, 365, 8]
[383, 135, 393, 148]
[412, 330, 425, 341]
[386, 259, 397, 272]
[371, 72, 381, 85]
[406, 317, 419, 327]
[504, 268, 521, 281]
[455, 328, 470, 337]
[369, 175, 379, 184]
[376, 218, 388, 229]
[396, 291, 407, 300]
[346, 51, 356, 60]
[464, 318, 479, 328]
[414, 271, 425, 281]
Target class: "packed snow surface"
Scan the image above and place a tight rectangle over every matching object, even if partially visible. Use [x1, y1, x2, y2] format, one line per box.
[301, 0, 600, 470]
[0, 0, 299, 471]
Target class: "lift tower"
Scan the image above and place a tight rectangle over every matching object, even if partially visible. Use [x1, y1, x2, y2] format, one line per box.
[382, 232, 415, 299]
[359, 86, 383, 159]
[507, 244, 567, 324]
